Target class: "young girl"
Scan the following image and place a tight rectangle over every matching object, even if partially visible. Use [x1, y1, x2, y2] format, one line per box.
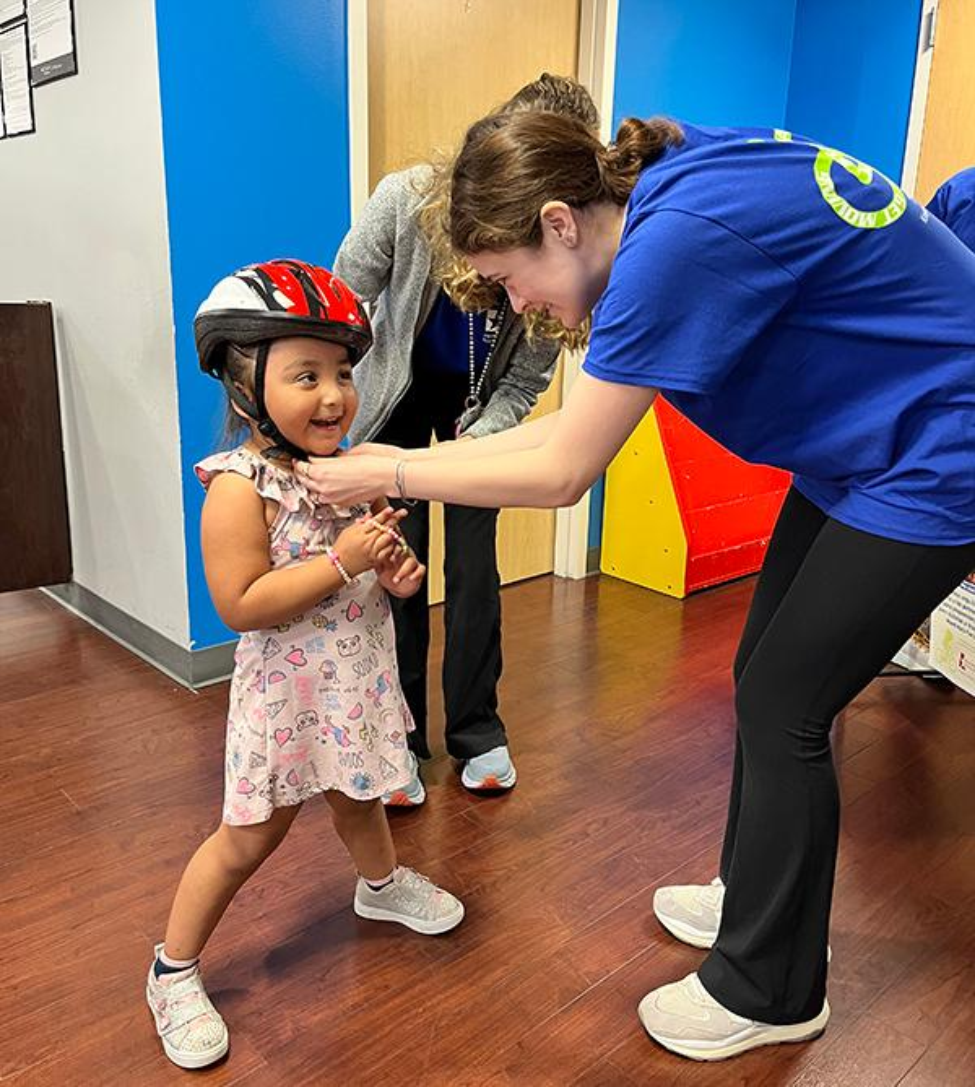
[146, 258, 464, 1070]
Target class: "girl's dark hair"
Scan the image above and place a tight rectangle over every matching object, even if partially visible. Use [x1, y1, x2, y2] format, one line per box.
[220, 342, 258, 445]
[449, 112, 683, 254]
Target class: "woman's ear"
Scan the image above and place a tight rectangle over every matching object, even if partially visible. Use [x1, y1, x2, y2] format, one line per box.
[540, 201, 579, 247]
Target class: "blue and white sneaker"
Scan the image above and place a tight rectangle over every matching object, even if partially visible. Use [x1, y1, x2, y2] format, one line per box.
[461, 744, 517, 791]
[382, 750, 426, 807]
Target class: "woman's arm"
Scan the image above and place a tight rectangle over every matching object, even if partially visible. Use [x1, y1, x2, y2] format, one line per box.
[201, 474, 348, 631]
[302, 373, 658, 508]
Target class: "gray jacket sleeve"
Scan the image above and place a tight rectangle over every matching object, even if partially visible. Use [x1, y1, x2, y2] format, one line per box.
[464, 335, 561, 438]
[333, 172, 403, 303]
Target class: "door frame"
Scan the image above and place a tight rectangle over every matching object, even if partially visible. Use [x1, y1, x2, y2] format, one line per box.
[346, 0, 619, 579]
[901, 0, 940, 196]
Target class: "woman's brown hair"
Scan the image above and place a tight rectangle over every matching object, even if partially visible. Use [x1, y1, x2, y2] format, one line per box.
[449, 112, 684, 256]
[415, 74, 603, 346]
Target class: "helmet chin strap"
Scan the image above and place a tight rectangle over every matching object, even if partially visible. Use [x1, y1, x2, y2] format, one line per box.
[224, 344, 309, 462]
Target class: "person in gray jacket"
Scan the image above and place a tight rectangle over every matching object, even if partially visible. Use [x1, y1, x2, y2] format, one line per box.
[334, 74, 598, 802]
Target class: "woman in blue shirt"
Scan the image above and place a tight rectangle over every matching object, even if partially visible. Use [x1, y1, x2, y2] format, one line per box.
[300, 111, 975, 1061]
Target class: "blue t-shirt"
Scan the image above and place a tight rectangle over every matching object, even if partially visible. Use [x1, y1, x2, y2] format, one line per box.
[412, 289, 492, 376]
[584, 123, 975, 545]
[927, 166, 975, 252]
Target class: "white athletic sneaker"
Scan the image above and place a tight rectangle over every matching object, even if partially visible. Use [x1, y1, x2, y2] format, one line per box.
[146, 945, 229, 1069]
[461, 745, 517, 791]
[638, 972, 829, 1061]
[382, 750, 426, 807]
[353, 866, 464, 935]
[653, 877, 725, 948]
[653, 876, 832, 961]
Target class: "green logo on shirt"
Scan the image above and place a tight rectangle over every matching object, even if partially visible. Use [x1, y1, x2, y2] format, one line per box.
[751, 130, 906, 230]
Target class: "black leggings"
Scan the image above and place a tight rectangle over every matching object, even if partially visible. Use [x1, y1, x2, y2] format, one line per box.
[697, 487, 975, 1023]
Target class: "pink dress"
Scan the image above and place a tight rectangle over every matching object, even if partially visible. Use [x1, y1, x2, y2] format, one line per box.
[195, 447, 414, 825]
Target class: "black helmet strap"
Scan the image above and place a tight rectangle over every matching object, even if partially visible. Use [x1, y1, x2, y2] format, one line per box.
[223, 342, 309, 463]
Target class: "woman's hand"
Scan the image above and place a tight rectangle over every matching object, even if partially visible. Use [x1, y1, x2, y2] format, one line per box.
[297, 452, 394, 506]
[347, 441, 404, 459]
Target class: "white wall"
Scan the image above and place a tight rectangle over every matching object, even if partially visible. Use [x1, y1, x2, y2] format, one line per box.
[0, 0, 188, 644]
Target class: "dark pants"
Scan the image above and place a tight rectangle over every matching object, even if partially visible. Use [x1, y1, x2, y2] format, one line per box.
[698, 487, 975, 1024]
[375, 370, 505, 761]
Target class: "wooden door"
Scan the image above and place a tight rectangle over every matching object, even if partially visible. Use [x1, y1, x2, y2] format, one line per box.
[366, 0, 580, 603]
[914, 0, 975, 203]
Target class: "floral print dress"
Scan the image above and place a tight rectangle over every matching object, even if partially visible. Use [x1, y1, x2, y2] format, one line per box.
[195, 447, 414, 825]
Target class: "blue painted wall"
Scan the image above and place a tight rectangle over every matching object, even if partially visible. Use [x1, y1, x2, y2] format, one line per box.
[155, 1, 350, 648]
[613, 1, 798, 128]
[785, 0, 921, 180]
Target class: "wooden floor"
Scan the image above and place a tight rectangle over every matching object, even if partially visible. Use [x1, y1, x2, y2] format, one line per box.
[1, 575, 973, 1087]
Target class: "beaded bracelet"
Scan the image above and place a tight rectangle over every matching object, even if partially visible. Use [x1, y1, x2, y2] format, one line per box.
[325, 546, 358, 586]
[361, 515, 412, 555]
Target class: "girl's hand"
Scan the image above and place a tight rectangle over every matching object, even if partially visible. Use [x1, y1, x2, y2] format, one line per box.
[376, 549, 426, 597]
[333, 507, 406, 576]
[297, 453, 392, 506]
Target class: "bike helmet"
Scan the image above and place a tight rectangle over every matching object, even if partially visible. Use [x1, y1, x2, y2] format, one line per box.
[194, 258, 372, 459]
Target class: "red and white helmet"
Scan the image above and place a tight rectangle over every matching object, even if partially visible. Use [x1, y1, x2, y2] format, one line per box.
[194, 258, 372, 375]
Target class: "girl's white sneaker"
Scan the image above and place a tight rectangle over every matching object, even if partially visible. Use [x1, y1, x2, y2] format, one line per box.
[354, 866, 464, 934]
[145, 946, 229, 1069]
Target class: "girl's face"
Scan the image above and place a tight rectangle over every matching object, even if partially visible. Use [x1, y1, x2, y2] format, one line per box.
[260, 337, 358, 457]
[468, 202, 620, 329]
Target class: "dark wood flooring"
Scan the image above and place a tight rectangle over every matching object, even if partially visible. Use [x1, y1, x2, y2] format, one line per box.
[1, 575, 972, 1086]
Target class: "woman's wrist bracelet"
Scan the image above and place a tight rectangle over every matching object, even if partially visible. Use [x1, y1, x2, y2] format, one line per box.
[394, 459, 417, 506]
[325, 546, 358, 586]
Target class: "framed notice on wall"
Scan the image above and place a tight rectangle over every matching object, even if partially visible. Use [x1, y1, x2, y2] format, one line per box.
[26, 0, 75, 86]
[0, 1, 26, 28]
[0, 19, 35, 137]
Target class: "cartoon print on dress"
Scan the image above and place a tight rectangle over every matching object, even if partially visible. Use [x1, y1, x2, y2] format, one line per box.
[248, 751, 267, 769]
[337, 635, 362, 658]
[379, 756, 399, 781]
[346, 600, 364, 623]
[267, 670, 287, 685]
[366, 670, 393, 707]
[273, 726, 294, 747]
[359, 720, 379, 752]
[321, 692, 343, 713]
[351, 772, 376, 794]
[285, 647, 308, 669]
[312, 613, 339, 632]
[262, 637, 282, 660]
[295, 710, 319, 731]
[365, 624, 386, 651]
[347, 702, 364, 721]
[319, 659, 339, 683]
[266, 699, 288, 720]
[324, 721, 353, 747]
